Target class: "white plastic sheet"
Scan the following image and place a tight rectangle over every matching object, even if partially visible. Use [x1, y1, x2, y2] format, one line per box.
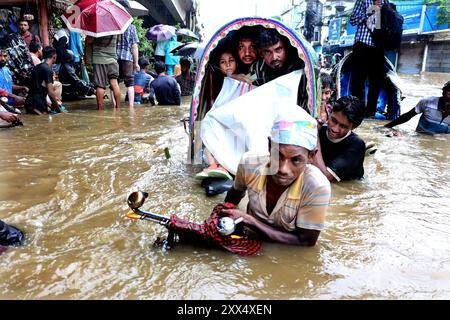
[212, 77, 256, 109]
[200, 70, 304, 174]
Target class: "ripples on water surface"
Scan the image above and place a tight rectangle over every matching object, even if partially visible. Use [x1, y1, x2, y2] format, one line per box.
[1, 75, 449, 299]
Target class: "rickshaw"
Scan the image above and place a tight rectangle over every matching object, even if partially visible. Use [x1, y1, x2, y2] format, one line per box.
[332, 52, 404, 120]
[185, 17, 321, 193]
[125, 18, 322, 251]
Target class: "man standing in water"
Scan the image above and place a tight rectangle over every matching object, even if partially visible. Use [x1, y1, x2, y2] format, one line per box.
[85, 35, 121, 110]
[116, 24, 140, 108]
[222, 106, 331, 246]
[149, 61, 181, 106]
[350, 0, 385, 117]
[385, 81, 450, 134]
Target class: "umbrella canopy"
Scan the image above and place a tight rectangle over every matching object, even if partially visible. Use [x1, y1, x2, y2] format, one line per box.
[176, 28, 199, 40]
[62, 0, 133, 37]
[171, 42, 205, 59]
[146, 24, 176, 42]
[117, 0, 148, 17]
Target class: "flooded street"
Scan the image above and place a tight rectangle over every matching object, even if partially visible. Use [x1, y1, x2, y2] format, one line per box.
[1, 74, 449, 300]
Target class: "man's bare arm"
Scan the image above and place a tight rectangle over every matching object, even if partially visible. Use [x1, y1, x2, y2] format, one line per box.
[132, 44, 139, 71]
[46, 84, 62, 112]
[310, 139, 335, 182]
[224, 186, 246, 205]
[385, 108, 417, 128]
[221, 208, 320, 246]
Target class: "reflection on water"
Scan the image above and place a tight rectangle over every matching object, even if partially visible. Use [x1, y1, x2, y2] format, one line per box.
[1, 75, 449, 299]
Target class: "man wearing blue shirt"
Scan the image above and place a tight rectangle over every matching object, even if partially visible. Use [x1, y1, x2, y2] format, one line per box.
[150, 61, 181, 106]
[0, 47, 27, 106]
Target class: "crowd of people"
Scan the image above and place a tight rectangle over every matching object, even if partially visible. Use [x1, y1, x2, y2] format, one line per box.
[0, 17, 196, 127]
[0, 17, 200, 248]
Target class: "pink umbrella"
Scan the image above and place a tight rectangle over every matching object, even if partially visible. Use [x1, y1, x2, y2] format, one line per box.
[146, 24, 176, 42]
[62, 0, 133, 37]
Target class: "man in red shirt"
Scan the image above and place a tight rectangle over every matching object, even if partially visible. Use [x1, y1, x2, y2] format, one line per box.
[18, 19, 41, 49]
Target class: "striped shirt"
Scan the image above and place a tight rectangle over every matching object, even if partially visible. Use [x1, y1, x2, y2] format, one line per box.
[234, 153, 331, 232]
[350, 0, 386, 47]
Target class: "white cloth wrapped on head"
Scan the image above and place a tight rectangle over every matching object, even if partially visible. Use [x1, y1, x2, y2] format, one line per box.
[270, 104, 318, 151]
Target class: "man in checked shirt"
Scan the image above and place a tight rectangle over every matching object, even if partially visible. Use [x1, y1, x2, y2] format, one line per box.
[117, 24, 140, 108]
[350, 0, 385, 118]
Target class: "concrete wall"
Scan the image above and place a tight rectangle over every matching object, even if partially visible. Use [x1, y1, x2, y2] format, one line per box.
[397, 43, 425, 74]
[141, 0, 193, 27]
[398, 40, 450, 74]
[426, 41, 450, 73]
[161, 0, 191, 26]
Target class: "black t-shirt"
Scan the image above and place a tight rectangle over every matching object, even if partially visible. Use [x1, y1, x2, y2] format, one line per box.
[28, 62, 53, 98]
[150, 75, 181, 106]
[319, 125, 366, 181]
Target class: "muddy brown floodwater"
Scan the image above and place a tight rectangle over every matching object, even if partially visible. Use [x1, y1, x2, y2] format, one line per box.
[1, 74, 449, 299]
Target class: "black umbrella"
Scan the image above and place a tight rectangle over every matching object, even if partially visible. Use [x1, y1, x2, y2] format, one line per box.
[170, 42, 205, 58]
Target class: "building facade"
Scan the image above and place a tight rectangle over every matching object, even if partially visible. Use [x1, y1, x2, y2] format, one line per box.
[0, 0, 200, 46]
[140, 0, 198, 32]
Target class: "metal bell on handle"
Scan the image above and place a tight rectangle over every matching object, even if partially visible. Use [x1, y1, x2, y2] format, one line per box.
[217, 217, 244, 236]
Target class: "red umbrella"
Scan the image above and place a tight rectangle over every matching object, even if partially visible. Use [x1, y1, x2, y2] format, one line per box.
[62, 0, 133, 37]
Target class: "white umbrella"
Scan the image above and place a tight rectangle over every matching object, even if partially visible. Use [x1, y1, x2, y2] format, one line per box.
[117, 0, 149, 17]
[176, 28, 199, 40]
[193, 43, 206, 59]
